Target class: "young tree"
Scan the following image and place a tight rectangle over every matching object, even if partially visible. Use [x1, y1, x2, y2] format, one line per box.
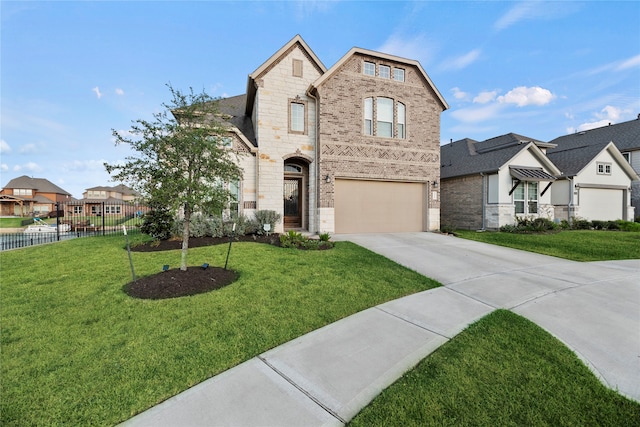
[105, 85, 243, 271]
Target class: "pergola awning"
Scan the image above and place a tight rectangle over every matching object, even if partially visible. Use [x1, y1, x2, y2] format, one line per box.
[509, 166, 557, 181]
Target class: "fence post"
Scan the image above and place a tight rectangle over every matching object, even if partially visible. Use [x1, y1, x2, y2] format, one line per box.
[102, 202, 106, 236]
[56, 202, 61, 241]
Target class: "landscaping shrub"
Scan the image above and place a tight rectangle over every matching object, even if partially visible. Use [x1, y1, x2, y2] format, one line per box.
[253, 210, 281, 234]
[140, 206, 175, 240]
[571, 217, 592, 230]
[279, 230, 334, 250]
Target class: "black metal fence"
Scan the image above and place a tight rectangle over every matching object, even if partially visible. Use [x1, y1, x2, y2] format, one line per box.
[1, 201, 147, 251]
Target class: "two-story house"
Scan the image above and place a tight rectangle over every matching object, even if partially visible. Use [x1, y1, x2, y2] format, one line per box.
[69, 184, 142, 216]
[0, 175, 72, 217]
[217, 35, 448, 234]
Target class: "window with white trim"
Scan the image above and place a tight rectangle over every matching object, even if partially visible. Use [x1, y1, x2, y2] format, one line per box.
[377, 97, 394, 138]
[397, 102, 406, 139]
[379, 65, 390, 79]
[74, 206, 83, 214]
[14, 188, 33, 196]
[364, 97, 373, 135]
[513, 181, 538, 214]
[597, 162, 611, 175]
[621, 152, 630, 163]
[289, 101, 306, 134]
[363, 61, 375, 76]
[394, 68, 405, 82]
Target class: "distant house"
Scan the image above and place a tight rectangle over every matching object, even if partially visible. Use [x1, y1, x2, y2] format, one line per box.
[0, 175, 73, 217]
[440, 134, 560, 230]
[68, 184, 142, 216]
[547, 117, 640, 221]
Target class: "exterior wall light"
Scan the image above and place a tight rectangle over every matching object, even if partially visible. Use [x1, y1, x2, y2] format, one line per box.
[432, 180, 438, 188]
[325, 175, 331, 183]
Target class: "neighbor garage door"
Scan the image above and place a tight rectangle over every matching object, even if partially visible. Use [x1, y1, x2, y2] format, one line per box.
[335, 179, 425, 233]
[579, 188, 623, 221]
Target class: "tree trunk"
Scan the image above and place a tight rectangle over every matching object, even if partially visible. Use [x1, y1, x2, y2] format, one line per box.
[181, 202, 190, 271]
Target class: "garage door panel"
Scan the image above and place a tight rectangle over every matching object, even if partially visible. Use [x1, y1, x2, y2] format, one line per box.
[335, 180, 424, 233]
[579, 188, 623, 221]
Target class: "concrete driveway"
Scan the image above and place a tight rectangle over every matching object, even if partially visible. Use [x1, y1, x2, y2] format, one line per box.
[122, 232, 639, 426]
[336, 232, 640, 403]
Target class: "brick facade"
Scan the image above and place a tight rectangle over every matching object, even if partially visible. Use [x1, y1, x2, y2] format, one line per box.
[440, 175, 483, 230]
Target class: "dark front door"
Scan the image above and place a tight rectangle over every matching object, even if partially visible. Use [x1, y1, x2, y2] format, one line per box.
[284, 178, 302, 229]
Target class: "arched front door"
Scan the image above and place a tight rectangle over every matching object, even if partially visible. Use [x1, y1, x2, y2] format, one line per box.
[283, 162, 306, 230]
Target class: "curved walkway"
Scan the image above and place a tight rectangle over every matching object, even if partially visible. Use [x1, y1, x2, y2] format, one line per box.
[121, 232, 639, 426]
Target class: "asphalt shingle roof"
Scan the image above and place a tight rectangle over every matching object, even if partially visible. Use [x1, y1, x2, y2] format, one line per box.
[546, 118, 640, 176]
[217, 95, 257, 147]
[441, 133, 549, 179]
[2, 175, 71, 196]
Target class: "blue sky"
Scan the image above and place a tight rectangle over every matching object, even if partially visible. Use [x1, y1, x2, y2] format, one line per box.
[2, 1, 639, 198]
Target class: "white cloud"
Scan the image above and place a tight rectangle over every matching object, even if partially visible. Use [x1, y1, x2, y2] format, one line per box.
[494, 1, 538, 31]
[596, 105, 623, 122]
[615, 54, 640, 71]
[92, 86, 103, 99]
[12, 162, 42, 173]
[62, 159, 108, 173]
[1, 164, 8, 172]
[450, 103, 505, 123]
[473, 90, 498, 104]
[115, 88, 125, 96]
[567, 105, 628, 133]
[19, 143, 37, 154]
[451, 87, 469, 100]
[497, 86, 555, 107]
[440, 49, 481, 71]
[494, 1, 578, 31]
[0, 139, 10, 153]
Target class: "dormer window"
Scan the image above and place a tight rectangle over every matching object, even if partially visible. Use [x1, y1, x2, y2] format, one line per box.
[379, 65, 390, 79]
[363, 61, 375, 76]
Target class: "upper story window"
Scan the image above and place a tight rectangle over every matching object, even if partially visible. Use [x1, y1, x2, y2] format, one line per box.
[597, 162, 611, 175]
[14, 188, 32, 196]
[289, 100, 307, 134]
[377, 97, 393, 137]
[364, 97, 373, 135]
[88, 190, 107, 198]
[364, 97, 406, 139]
[363, 61, 376, 76]
[397, 103, 406, 139]
[379, 65, 391, 79]
[394, 68, 405, 82]
[621, 152, 630, 163]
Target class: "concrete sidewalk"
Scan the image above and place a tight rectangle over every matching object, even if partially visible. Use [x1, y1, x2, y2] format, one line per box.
[121, 232, 639, 426]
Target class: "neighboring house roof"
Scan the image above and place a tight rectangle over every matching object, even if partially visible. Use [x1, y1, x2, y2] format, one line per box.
[217, 94, 258, 147]
[309, 46, 449, 111]
[85, 184, 139, 196]
[2, 175, 71, 196]
[441, 133, 559, 179]
[547, 117, 640, 176]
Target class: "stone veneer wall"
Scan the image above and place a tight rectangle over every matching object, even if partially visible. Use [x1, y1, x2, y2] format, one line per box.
[314, 53, 442, 231]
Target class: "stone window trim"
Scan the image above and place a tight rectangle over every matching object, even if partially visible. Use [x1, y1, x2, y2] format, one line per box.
[363, 96, 408, 139]
[288, 97, 308, 135]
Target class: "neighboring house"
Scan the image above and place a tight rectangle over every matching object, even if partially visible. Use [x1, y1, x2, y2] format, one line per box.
[215, 35, 448, 233]
[547, 117, 640, 221]
[0, 175, 73, 217]
[440, 134, 560, 230]
[68, 184, 143, 216]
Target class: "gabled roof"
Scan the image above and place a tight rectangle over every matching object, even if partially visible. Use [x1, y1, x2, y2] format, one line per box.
[309, 46, 448, 111]
[547, 117, 640, 176]
[218, 94, 257, 147]
[548, 141, 639, 180]
[245, 35, 327, 117]
[2, 175, 71, 196]
[85, 184, 139, 195]
[441, 133, 559, 179]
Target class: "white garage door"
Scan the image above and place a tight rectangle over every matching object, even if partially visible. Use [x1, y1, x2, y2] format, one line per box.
[335, 179, 425, 233]
[579, 188, 623, 221]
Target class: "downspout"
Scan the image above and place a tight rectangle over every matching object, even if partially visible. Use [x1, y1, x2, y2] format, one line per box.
[307, 88, 320, 234]
[568, 177, 574, 223]
[479, 173, 486, 231]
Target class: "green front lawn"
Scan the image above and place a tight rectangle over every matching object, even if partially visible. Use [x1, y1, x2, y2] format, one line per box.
[0, 234, 438, 426]
[349, 310, 640, 426]
[455, 229, 640, 261]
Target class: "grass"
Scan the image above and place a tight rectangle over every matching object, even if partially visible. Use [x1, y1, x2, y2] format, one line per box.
[0, 233, 438, 426]
[349, 310, 640, 426]
[0, 217, 32, 228]
[454, 229, 640, 261]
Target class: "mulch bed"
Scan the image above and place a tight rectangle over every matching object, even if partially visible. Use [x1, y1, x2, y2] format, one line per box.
[124, 235, 281, 300]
